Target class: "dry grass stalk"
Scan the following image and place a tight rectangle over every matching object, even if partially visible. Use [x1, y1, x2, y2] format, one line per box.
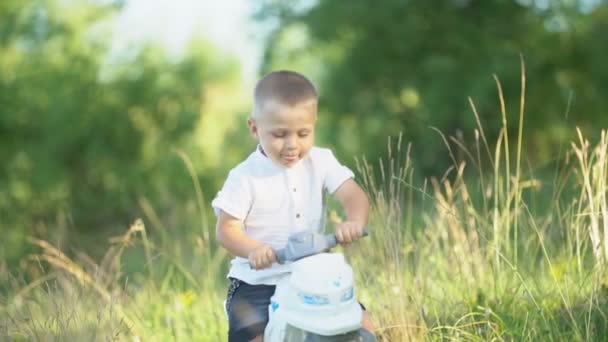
[26, 219, 147, 337]
[572, 128, 608, 268]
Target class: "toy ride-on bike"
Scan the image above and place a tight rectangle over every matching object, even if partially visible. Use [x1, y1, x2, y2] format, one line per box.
[264, 229, 375, 342]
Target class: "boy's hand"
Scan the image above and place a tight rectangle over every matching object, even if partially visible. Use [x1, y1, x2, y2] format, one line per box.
[248, 245, 277, 270]
[335, 221, 365, 245]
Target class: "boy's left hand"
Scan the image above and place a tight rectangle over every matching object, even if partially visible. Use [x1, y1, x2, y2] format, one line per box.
[335, 221, 365, 245]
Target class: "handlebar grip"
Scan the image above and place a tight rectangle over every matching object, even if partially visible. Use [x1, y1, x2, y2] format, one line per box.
[275, 249, 286, 264]
[324, 234, 338, 248]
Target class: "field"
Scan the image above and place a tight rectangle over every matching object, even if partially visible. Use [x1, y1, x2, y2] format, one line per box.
[3, 93, 608, 341]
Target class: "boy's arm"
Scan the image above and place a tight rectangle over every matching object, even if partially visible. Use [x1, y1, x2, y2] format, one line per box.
[332, 178, 370, 244]
[215, 210, 276, 269]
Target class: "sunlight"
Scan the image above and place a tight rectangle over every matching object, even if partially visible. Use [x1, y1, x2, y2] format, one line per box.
[113, 0, 260, 83]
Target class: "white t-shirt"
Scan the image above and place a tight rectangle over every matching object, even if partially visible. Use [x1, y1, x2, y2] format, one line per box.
[212, 146, 354, 285]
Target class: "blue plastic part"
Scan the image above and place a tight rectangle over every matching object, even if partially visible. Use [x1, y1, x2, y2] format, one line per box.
[298, 291, 330, 305]
[271, 301, 279, 312]
[340, 287, 354, 302]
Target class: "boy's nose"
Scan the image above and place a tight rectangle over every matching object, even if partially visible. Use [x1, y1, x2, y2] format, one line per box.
[285, 136, 297, 148]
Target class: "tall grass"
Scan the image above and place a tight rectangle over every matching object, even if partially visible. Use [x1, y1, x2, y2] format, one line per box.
[353, 135, 608, 340]
[350, 61, 608, 341]
[2, 218, 230, 341]
[2, 65, 608, 340]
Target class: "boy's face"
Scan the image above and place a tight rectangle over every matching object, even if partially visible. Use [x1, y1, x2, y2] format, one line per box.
[248, 99, 317, 168]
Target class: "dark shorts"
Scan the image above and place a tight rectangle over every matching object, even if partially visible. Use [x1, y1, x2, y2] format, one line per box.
[225, 278, 368, 341]
[225, 278, 276, 342]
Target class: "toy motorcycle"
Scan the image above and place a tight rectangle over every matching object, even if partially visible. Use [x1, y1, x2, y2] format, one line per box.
[264, 229, 375, 341]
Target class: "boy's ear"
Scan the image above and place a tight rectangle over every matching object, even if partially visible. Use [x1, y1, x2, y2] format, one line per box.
[247, 117, 258, 139]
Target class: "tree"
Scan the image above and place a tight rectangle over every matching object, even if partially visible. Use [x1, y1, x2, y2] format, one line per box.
[0, 0, 239, 263]
[255, 0, 608, 174]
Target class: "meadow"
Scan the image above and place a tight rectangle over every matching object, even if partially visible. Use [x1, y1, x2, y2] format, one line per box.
[2, 79, 608, 341]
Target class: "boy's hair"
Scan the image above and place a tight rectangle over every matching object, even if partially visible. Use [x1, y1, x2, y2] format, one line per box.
[253, 70, 317, 117]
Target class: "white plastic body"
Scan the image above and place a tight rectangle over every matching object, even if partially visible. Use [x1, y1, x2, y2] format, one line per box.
[264, 253, 362, 341]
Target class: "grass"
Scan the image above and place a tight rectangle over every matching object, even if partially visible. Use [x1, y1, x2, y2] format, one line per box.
[2, 64, 608, 341]
[351, 131, 608, 341]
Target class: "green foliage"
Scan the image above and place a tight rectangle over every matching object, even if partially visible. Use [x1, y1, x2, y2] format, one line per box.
[256, 0, 608, 174]
[0, 0, 240, 263]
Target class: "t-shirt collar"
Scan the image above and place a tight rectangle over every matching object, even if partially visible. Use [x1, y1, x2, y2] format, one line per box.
[254, 145, 280, 171]
[254, 144, 304, 171]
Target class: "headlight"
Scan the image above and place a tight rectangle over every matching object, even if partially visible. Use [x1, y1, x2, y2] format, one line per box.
[340, 287, 354, 302]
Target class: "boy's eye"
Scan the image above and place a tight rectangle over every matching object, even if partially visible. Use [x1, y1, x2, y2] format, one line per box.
[272, 132, 286, 138]
[298, 132, 310, 137]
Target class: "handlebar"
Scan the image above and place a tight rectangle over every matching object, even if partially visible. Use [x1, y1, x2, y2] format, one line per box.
[275, 228, 369, 264]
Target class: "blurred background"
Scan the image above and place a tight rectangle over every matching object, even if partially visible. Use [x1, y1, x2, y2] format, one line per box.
[2, 0, 608, 268]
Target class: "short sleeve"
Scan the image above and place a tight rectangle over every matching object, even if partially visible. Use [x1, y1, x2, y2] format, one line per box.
[322, 149, 355, 194]
[211, 170, 252, 220]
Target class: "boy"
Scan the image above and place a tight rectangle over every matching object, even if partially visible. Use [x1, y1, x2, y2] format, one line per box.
[213, 70, 374, 341]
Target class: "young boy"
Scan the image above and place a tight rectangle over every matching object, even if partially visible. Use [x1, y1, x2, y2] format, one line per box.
[212, 70, 374, 341]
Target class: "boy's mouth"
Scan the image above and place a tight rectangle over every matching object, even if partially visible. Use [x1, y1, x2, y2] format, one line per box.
[283, 154, 298, 162]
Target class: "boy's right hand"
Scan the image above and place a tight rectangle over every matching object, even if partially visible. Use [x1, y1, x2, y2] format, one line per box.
[248, 245, 276, 270]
